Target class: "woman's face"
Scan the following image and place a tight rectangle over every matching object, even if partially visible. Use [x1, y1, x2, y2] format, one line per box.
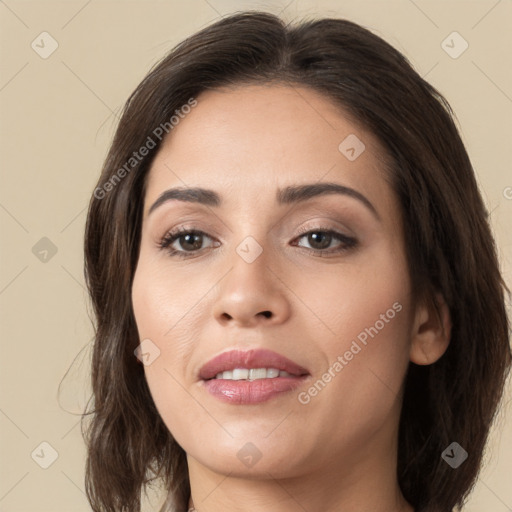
[131, 84, 416, 480]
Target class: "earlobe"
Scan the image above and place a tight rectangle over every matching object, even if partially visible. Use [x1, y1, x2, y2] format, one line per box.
[409, 292, 452, 366]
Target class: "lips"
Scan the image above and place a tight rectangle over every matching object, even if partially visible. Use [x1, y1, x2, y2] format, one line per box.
[199, 348, 310, 381]
[199, 348, 310, 405]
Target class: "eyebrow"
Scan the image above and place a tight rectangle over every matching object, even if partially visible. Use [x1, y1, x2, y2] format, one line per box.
[147, 182, 380, 220]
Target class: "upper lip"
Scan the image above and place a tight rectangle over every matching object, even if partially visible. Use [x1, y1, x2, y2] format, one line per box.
[199, 348, 310, 380]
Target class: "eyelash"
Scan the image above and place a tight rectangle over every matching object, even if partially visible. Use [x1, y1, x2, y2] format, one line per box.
[158, 225, 358, 259]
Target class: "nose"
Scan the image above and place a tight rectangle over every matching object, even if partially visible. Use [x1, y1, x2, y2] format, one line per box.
[212, 245, 291, 328]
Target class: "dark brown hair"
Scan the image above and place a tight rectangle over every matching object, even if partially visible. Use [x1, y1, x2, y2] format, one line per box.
[82, 10, 512, 512]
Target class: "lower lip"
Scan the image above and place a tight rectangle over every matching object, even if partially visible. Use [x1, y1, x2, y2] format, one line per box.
[202, 376, 308, 404]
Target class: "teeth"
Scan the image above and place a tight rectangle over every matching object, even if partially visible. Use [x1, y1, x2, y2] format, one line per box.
[213, 368, 293, 380]
[249, 368, 267, 380]
[232, 368, 249, 380]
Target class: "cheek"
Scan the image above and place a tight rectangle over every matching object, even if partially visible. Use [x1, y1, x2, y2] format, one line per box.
[131, 254, 205, 348]
[295, 242, 411, 390]
[131, 255, 213, 420]
[296, 250, 411, 440]
[297, 242, 410, 353]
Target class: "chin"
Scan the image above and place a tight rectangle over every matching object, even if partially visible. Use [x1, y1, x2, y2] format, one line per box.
[185, 435, 307, 478]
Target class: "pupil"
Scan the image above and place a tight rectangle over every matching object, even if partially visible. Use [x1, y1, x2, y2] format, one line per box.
[182, 233, 202, 250]
[310, 232, 330, 249]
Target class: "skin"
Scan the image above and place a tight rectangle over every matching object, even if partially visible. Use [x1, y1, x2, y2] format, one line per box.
[131, 84, 451, 512]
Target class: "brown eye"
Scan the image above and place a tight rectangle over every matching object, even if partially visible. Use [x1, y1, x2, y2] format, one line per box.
[174, 232, 204, 251]
[294, 228, 357, 254]
[158, 226, 357, 260]
[159, 228, 215, 258]
[301, 231, 333, 250]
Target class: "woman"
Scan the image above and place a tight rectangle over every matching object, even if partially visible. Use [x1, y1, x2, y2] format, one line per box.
[82, 11, 511, 512]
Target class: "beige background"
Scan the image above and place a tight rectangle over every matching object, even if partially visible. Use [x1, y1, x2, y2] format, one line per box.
[0, 0, 511, 511]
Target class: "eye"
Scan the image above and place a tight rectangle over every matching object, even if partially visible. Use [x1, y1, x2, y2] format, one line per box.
[158, 227, 217, 259]
[158, 225, 358, 259]
[292, 226, 358, 255]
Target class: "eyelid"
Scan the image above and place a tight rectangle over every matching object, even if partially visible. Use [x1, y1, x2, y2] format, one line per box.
[293, 219, 356, 239]
[157, 219, 353, 244]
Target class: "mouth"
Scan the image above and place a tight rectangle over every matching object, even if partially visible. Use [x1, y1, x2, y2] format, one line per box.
[199, 348, 310, 380]
[199, 348, 310, 404]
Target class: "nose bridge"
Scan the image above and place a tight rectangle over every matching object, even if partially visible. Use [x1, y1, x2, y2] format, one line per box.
[227, 201, 272, 259]
[225, 201, 290, 286]
[230, 230, 271, 289]
[217, 193, 288, 279]
[212, 224, 290, 325]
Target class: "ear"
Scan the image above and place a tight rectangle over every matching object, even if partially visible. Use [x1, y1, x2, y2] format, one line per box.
[409, 292, 452, 365]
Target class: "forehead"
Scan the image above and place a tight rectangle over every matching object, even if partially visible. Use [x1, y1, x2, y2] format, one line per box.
[144, 84, 393, 215]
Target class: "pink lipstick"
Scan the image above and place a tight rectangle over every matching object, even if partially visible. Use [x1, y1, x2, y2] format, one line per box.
[199, 348, 310, 405]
